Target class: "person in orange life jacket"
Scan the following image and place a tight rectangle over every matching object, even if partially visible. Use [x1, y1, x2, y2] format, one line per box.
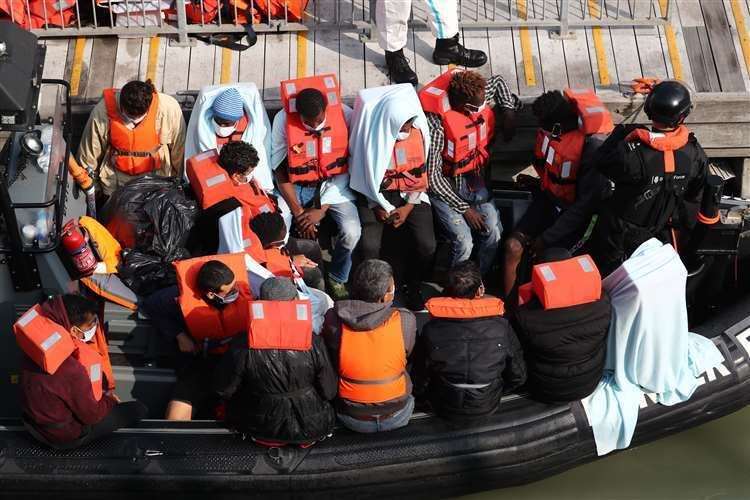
[214, 277, 337, 446]
[349, 83, 435, 310]
[503, 90, 613, 295]
[211, 88, 249, 149]
[250, 211, 326, 292]
[588, 80, 708, 277]
[413, 261, 525, 426]
[424, 70, 521, 276]
[322, 259, 417, 433]
[145, 260, 252, 421]
[20, 294, 147, 449]
[78, 79, 186, 197]
[270, 86, 360, 301]
[506, 248, 610, 403]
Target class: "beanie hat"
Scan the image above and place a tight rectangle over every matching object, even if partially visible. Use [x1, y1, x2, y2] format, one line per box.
[259, 277, 298, 301]
[212, 88, 244, 122]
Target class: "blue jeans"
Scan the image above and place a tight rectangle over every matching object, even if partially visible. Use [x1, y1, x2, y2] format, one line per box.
[296, 185, 361, 284]
[337, 395, 415, 433]
[430, 185, 503, 275]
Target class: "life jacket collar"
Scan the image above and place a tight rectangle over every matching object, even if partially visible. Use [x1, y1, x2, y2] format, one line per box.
[425, 297, 505, 319]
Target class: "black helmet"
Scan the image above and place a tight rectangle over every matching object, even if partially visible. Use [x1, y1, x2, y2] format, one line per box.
[644, 80, 693, 127]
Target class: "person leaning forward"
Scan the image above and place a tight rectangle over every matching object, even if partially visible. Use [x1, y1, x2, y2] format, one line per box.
[322, 259, 417, 433]
[77, 79, 186, 198]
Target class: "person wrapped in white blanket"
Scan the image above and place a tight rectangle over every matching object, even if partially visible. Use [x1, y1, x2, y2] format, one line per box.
[582, 228, 724, 456]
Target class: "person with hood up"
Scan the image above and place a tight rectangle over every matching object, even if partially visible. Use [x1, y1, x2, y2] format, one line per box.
[17, 294, 147, 448]
[348, 84, 436, 310]
[322, 259, 417, 432]
[185, 84, 276, 196]
[214, 277, 337, 446]
[417, 261, 526, 425]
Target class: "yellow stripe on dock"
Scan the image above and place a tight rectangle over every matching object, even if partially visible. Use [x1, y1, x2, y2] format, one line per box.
[519, 28, 536, 86]
[146, 37, 160, 84]
[659, 0, 684, 81]
[589, 0, 610, 85]
[69, 37, 86, 97]
[296, 32, 308, 78]
[731, 0, 750, 74]
[220, 47, 233, 84]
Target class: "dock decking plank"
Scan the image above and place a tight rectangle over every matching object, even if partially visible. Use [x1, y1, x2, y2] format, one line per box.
[138, 37, 167, 92]
[723, 0, 750, 90]
[64, 37, 93, 98]
[609, 26, 643, 88]
[462, 29, 492, 80]
[161, 42, 190, 95]
[634, 26, 668, 80]
[263, 33, 291, 101]
[39, 39, 70, 120]
[562, 29, 594, 89]
[84, 37, 116, 99]
[363, 39, 390, 89]
[702, 0, 746, 91]
[536, 27, 568, 92]
[512, 27, 543, 96]
[413, 30, 443, 87]
[187, 40, 216, 90]
[339, 31, 366, 100]
[112, 38, 142, 89]
[487, 28, 518, 94]
[585, 27, 618, 92]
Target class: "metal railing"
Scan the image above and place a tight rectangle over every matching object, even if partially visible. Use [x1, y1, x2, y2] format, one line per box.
[8, 0, 669, 45]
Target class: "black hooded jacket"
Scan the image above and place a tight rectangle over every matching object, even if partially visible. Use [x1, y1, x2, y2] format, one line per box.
[213, 334, 337, 443]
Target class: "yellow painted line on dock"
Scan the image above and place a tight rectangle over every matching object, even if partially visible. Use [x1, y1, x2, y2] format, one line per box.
[146, 37, 161, 84]
[589, 0, 610, 85]
[296, 32, 308, 78]
[220, 47, 233, 84]
[659, 0, 684, 81]
[516, 0, 536, 86]
[731, 0, 750, 74]
[69, 37, 86, 97]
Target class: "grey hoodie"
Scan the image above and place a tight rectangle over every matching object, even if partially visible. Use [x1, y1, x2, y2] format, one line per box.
[322, 300, 417, 418]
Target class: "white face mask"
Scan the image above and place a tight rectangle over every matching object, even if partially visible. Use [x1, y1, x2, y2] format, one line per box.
[236, 170, 254, 184]
[465, 102, 486, 115]
[214, 122, 237, 138]
[303, 118, 326, 132]
[76, 324, 97, 343]
[396, 131, 410, 141]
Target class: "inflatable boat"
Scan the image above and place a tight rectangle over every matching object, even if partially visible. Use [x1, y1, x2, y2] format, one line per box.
[1, 21, 750, 499]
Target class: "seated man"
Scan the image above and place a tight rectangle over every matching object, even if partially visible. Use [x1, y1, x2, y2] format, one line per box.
[187, 141, 277, 263]
[250, 211, 326, 292]
[322, 259, 416, 433]
[418, 261, 525, 425]
[504, 89, 613, 295]
[185, 83, 275, 194]
[141, 254, 253, 420]
[214, 277, 337, 446]
[16, 294, 146, 449]
[508, 249, 610, 403]
[419, 69, 520, 276]
[78, 79, 186, 197]
[348, 84, 436, 310]
[271, 75, 361, 299]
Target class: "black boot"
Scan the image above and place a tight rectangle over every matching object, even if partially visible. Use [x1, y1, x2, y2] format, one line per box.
[432, 33, 488, 67]
[385, 49, 418, 86]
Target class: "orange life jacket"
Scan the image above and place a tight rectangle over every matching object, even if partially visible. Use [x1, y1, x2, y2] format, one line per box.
[625, 125, 690, 174]
[425, 297, 505, 318]
[186, 150, 276, 262]
[534, 89, 614, 206]
[1, 0, 75, 28]
[103, 88, 161, 176]
[419, 69, 496, 177]
[530, 254, 601, 310]
[14, 305, 104, 400]
[263, 247, 303, 280]
[338, 311, 407, 404]
[247, 300, 313, 351]
[174, 253, 253, 347]
[381, 127, 428, 193]
[216, 114, 249, 149]
[280, 74, 349, 184]
[175, 0, 308, 24]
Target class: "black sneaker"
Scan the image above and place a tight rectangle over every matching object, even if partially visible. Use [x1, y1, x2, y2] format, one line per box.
[432, 34, 488, 68]
[385, 49, 419, 86]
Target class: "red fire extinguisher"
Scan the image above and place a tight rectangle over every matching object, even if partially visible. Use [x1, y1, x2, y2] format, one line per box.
[61, 219, 98, 277]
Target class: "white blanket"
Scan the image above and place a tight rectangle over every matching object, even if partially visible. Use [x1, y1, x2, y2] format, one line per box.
[184, 83, 274, 193]
[582, 238, 724, 455]
[348, 84, 431, 213]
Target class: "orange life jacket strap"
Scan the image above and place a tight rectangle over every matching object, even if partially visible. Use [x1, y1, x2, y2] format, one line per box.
[697, 212, 721, 225]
